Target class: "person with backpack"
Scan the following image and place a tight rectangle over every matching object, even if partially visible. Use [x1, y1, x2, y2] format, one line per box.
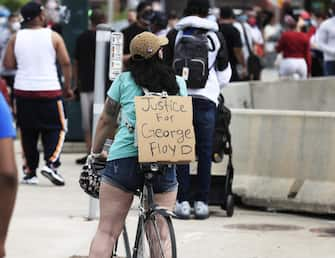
[87, 31, 187, 258]
[164, 0, 231, 220]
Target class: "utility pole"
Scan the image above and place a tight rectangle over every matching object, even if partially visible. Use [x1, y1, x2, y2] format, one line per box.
[107, 0, 114, 24]
[88, 24, 113, 220]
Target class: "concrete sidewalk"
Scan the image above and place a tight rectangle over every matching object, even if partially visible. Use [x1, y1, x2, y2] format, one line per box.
[6, 152, 335, 258]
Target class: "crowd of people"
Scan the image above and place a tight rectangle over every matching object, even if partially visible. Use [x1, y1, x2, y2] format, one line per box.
[0, 0, 335, 257]
[117, 1, 335, 82]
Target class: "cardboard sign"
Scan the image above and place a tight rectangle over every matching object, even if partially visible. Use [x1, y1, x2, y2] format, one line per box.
[135, 96, 195, 163]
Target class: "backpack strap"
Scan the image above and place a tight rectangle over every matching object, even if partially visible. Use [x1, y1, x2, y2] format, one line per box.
[214, 31, 229, 71]
[142, 87, 168, 97]
[164, 29, 178, 66]
[207, 34, 216, 52]
[206, 31, 229, 72]
[241, 23, 252, 55]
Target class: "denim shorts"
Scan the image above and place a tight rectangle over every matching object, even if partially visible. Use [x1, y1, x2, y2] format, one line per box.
[101, 157, 178, 194]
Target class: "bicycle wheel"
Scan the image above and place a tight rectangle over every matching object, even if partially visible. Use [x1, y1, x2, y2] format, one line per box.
[136, 212, 177, 258]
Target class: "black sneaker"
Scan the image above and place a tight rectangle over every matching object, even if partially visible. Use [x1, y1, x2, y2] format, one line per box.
[41, 165, 65, 186]
[75, 155, 88, 165]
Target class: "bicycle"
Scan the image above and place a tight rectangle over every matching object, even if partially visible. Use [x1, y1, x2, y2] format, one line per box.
[112, 163, 177, 258]
[80, 159, 177, 258]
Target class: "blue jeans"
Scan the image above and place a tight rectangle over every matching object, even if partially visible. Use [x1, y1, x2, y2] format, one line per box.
[177, 97, 216, 203]
[102, 157, 178, 194]
[323, 61, 335, 76]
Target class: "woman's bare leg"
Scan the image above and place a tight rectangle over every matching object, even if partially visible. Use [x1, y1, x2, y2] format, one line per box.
[146, 191, 177, 258]
[154, 190, 177, 210]
[88, 182, 133, 258]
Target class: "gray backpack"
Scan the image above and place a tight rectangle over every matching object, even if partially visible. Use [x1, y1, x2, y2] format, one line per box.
[172, 28, 212, 89]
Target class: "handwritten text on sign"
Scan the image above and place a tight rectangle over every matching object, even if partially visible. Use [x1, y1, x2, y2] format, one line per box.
[135, 96, 195, 163]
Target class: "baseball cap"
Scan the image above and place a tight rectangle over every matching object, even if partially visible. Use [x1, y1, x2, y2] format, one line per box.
[130, 32, 168, 59]
[21, 1, 44, 23]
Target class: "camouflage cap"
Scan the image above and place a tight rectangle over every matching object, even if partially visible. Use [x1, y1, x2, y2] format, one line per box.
[130, 31, 168, 59]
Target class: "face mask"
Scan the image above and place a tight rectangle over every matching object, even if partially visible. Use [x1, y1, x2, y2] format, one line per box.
[140, 10, 154, 26]
[10, 22, 21, 32]
[237, 15, 248, 23]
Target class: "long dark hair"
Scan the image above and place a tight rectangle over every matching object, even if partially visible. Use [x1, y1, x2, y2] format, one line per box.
[129, 53, 179, 95]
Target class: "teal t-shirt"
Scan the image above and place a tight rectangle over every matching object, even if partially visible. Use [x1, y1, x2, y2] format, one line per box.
[107, 71, 187, 161]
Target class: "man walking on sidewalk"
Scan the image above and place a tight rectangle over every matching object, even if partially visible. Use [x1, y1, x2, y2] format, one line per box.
[73, 9, 106, 165]
[3, 1, 73, 185]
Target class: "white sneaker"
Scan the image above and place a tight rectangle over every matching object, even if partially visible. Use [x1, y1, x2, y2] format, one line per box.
[194, 201, 209, 219]
[175, 201, 191, 219]
[41, 165, 65, 186]
[21, 174, 39, 185]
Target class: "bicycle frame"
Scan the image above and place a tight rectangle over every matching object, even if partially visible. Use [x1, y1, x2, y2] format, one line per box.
[113, 165, 176, 258]
[132, 171, 156, 258]
[132, 170, 175, 258]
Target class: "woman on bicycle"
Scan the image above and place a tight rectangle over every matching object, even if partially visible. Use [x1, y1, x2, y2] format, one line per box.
[88, 32, 187, 258]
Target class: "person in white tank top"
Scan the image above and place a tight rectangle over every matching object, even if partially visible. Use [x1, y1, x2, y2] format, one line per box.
[4, 4, 73, 98]
[14, 28, 61, 93]
[3, 1, 73, 186]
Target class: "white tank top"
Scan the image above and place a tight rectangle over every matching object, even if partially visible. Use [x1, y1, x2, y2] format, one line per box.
[14, 28, 61, 91]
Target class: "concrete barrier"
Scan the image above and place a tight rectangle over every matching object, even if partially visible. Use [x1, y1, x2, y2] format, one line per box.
[223, 77, 335, 111]
[222, 82, 253, 109]
[218, 108, 335, 214]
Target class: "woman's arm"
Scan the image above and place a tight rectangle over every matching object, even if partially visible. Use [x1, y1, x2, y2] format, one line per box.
[0, 138, 18, 258]
[91, 97, 121, 154]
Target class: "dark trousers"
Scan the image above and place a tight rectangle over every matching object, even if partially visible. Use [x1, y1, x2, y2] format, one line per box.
[324, 61, 335, 76]
[16, 97, 66, 172]
[21, 128, 63, 171]
[177, 98, 216, 203]
[230, 66, 241, 82]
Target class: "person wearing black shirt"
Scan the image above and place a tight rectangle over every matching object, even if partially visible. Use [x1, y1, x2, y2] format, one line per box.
[219, 6, 247, 81]
[121, 1, 153, 67]
[73, 9, 106, 164]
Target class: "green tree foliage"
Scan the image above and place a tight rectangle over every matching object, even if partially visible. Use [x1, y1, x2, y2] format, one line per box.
[0, 0, 29, 12]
